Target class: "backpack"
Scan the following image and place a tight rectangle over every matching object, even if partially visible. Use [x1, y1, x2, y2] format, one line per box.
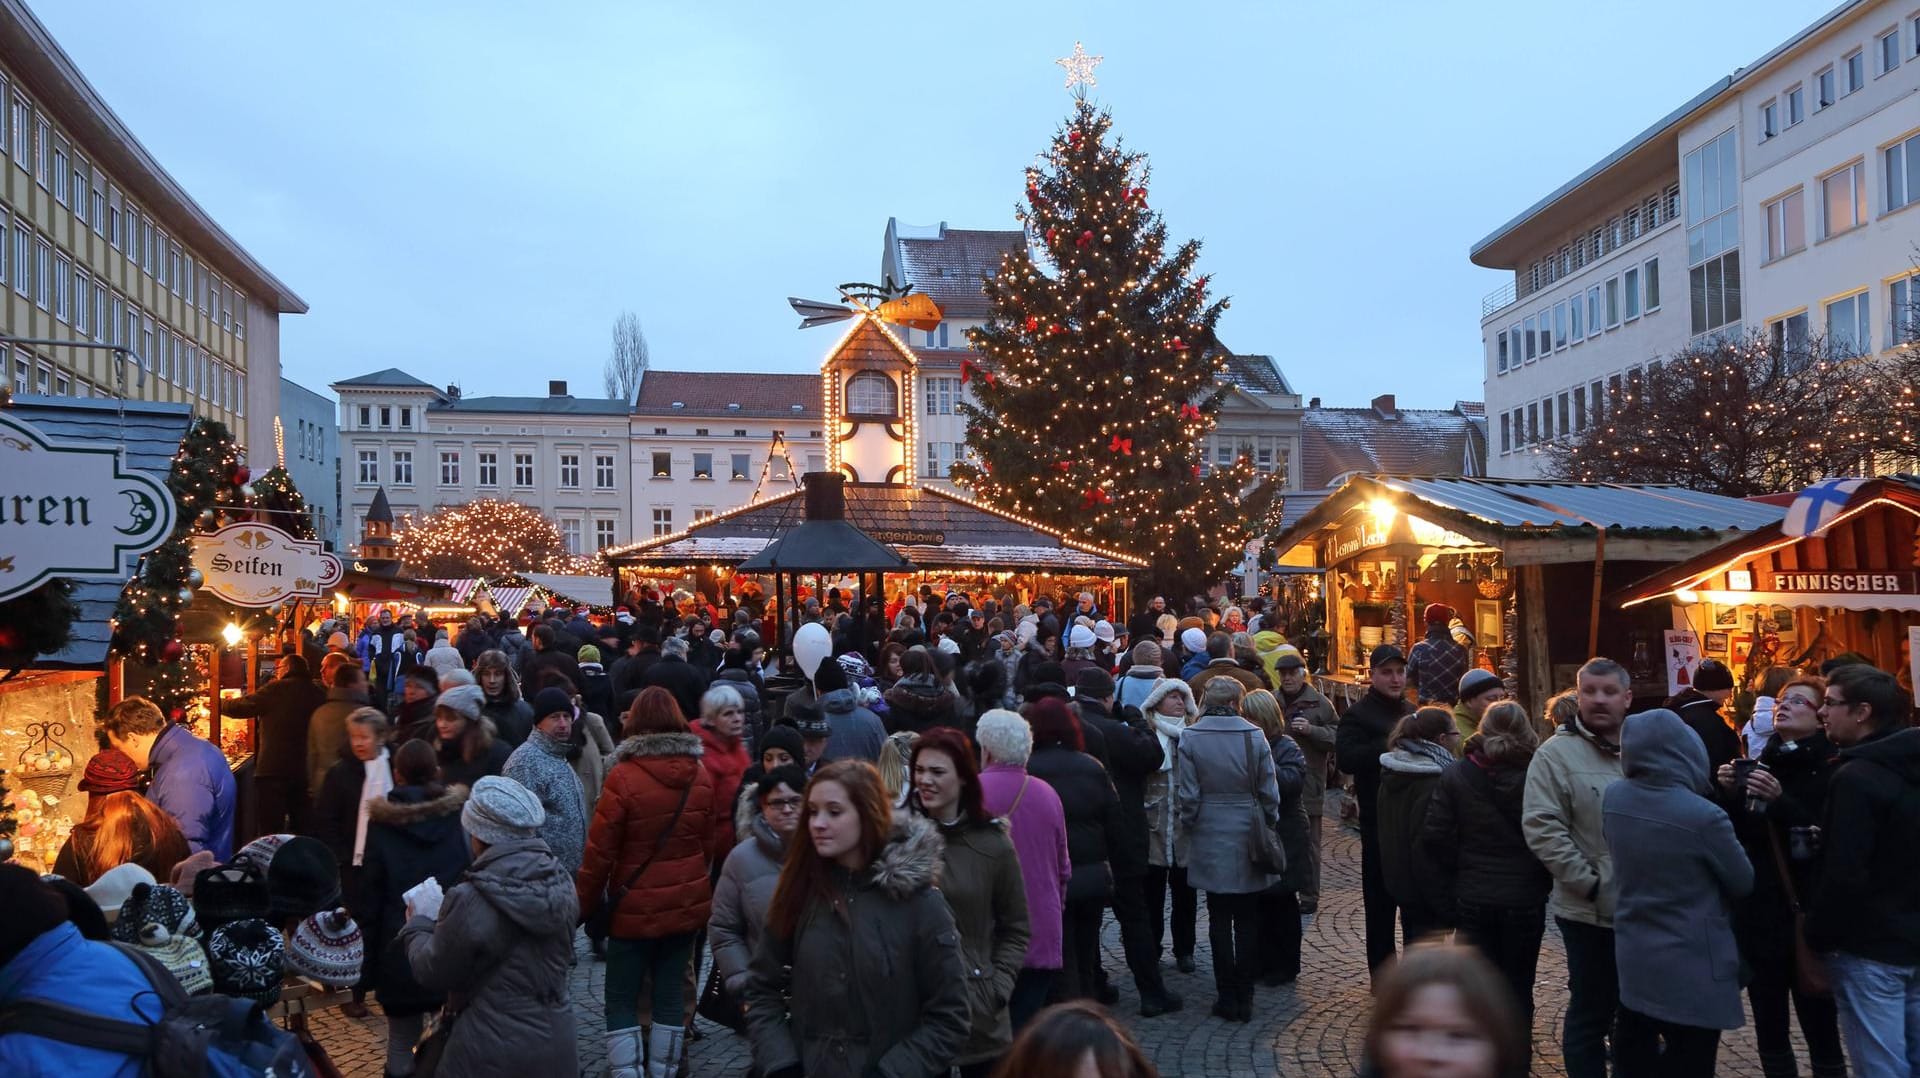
[0, 941, 308, 1078]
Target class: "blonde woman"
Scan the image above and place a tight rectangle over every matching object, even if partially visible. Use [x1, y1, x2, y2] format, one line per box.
[877, 730, 919, 809]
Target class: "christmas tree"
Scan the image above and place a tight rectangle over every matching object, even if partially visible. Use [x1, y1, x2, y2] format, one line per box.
[249, 465, 316, 540]
[952, 97, 1277, 594]
[112, 418, 251, 716]
[395, 498, 599, 578]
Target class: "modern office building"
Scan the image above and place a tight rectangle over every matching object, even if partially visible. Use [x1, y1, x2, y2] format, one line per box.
[1475, 0, 1920, 478]
[278, 376, 340, 550]
[0, 0, 305, 466]
[331, 370, 631, 557]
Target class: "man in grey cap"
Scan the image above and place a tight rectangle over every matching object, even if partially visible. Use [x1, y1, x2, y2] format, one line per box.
[1453, 668, 1509, 749]
[1335, 644, 1415, 978]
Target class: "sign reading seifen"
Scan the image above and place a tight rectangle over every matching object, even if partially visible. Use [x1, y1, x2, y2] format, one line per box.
[191, 523, 343, 608]
[0, 412, 175, 602]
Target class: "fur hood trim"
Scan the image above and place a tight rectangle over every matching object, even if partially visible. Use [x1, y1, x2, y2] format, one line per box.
[613, 731, 705, 763]
[367, 784, 470, 825]
[863, 813, 945, 899]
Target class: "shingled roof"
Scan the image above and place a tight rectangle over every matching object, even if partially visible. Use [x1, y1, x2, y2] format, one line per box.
[441, 395, 630, 416]
[331, 368, 442, 391]
[1220, 354, 1292, 395]
[886, 222, 1026, 319]
[1299, 399, 1489, 490]
[631, 370, 821, 419]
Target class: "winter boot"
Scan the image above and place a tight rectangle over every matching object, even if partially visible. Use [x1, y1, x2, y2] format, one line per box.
[606, 1027, 643, 1078]
[1809, 1062, 1848, 1078]
[1137, 973, 1184, 1017]
[646, 1023, 686, 1078]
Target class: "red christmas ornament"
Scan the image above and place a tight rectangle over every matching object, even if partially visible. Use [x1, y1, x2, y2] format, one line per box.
[1068, 129, 1082, 145]
[1108, 434, 1133, 456]
[1054, 460, 1074, 473]
[1076, 231, 1094, 248]
[1192, 465, 1203, 478]
[1196, 274, 1211, 291]
[1047, 323, 1063, 335]
[161, 638, 184, 661]
[169, 707, 185, 723]
[1180, 403, 1204, 422]
[1023, 315, 1040, 333]
[1045, 226, 1058, 247]
[230, 464, 251, 485]
[1080, 486, 1113, 509]
[1170, 337, 1189, 351]
[960, 359, 979, 384]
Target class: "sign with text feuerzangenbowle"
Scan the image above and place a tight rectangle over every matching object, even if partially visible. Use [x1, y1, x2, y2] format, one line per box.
[191, 522, 343, 608]
[0, 411, 176, 603]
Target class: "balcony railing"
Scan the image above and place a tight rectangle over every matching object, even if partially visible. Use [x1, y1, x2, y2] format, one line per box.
[1481, 279, 1517, 318]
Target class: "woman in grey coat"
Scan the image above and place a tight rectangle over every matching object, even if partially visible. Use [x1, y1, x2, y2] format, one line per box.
[1174, 677, 1281, 1023]
[1603, 708, 1754, 1077]
[708, 766, 807, 1005]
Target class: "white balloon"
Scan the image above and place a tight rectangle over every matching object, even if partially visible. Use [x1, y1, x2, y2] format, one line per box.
[793, 622, 833, 681]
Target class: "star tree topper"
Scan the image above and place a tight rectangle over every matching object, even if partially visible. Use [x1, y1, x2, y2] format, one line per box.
[1055, 41, 1103, 92]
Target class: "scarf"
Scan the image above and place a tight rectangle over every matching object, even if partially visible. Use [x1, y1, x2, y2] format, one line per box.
[1398, 738, 1456, 770]
[353, 748, 393, 866]
[1569, 715, 1621, 757]
[1150, 714, 1186, 772]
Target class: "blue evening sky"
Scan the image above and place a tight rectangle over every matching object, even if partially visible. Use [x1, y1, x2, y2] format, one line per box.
[35, 1, 1826, 408]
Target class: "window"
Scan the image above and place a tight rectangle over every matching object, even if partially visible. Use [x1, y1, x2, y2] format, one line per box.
[1845, 50, 1865, 95]
[1496, 331, 1508, 373]
[378, 406, 392, 429]
[392, 450, 413, 486]
[692, 452, 713, 479]
[1761, 101, 1778, 140]
[357, 449, 378, 485]
[398, 406, 412, 430]
[1553, 302, 1568, 349]
[1509, 408, 1525, 446]
[558, 519, 581, 555]
[1644, 258, 1660, 311]
[1573, 385, 1588, 430]
[1818, 66, 1836, 109]
[50, 137, 65, 203]
[559, 453, 581, 488]
[31, 237, 47, 310]
[1569, 295, 1584, 340]
[9, 225, 21, 297]
[1770, 311, 1811, 363]
[33, 114, 48, 186]
[9, 95, 26, 166]
[1787, 85, 1804, 126]
[1605, 277, 1621, 327]
[845, 371, 898, 416]
[73, 270, 88, 333]
[652, 508, 673, 537]
[1881, 28, 1902, 74]
[1526, 402, 1539, 443]
[1685, 130, 1743, 337]
[1499, 412, 1511, 453]
[1827, 291, 1872, 356]
[1764, 190, 1806, 260]
[1586, 286, 1601, 337]
[477, 451, 498, 487]
[1822, 162, 1867, 236]
[439, 450, 460, 486]
[595, 520, 616, 550]
[1541, 398, 1555, 440]
[924, 441, 957, 479]
[356, 405, 371, 429]
[1892, 276, 1918, 344]
[92, 283, 105, 342]
[512, 451, 534, 487]
[923, 376, 958, 415]
[594, 453, 615, 489]
[1888, 131, 1920, 212]
[1523, 316, 1537, 361]
[1624, 267, 1642, 319]
[731, 451, 750, 479]
[652, 451, 671, 478]
[52, 254, 68, 321]
[90, 188, 103, 234]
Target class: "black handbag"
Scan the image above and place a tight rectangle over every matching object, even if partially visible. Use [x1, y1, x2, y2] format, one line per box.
[586, 779, 694, 942]
[1243, 732, 1288, 876]
[695, 964, 748, 1034]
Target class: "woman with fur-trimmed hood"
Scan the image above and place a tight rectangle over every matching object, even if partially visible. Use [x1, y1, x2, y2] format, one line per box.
[578, 686, 718, 1078]
[745, 759, 970, 1078]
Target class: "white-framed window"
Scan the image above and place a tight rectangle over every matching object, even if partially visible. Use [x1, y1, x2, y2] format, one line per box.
[392, 450, 413, 486]
[1644, 258, 1661, 311]
[10, 95, 28, 166]
[378, 406, 392, 429]
[73, 269, 89, 333]
[1827, 291, 1872, 356]
[1817, 65, 1836, 109]
[92, 282, 105, 342]
[1881, 28, 1902, 74]
[33, 114, 48, 186]
[559, 452, 581, 488]
[1761, 100, 1778, 140]
[1845, 49, 1866, 95]
[1887, 131, 1920, 212]
[1553, 301, 1568, 349]
[1499, 412, 1511, 453]
[1625, 267, 1643, 320]
[50, 136, 66, 203]
[1522, 316, 1537, 362]
[1584, 286, 1600, 337]
[1787, 85, 1805, 126]
[1769, 310, 1811, 361]
[1496, 331, 1508, 374]
[1569, 294, 1584, 339]
[594, 453, 615, 489]
[845, 371, 898, 416]
[357, 449, 379, 485]
[8, 224, 22, 297]
[52, 254, 68, 321]
[439, 450, 460, 486]
[923, 375, 958, 415]
[1574, 385, 1590, 430]
[1821, 161, 1867, 236]
[1892, 275, 1919, 345]
[924, 441, 956, 478]
[512, 451, 534, 487]
[594, 519, 616, 550]
[731, 451, 750, 479]
[31, 237, 49, 310]
[652, 451, 671, 478]
[36, 362, 50, 394]
[1540, 397, 1555, 440]
[560, 518, 582, 555]
[1605, 277, 1621, 327]
[651, 508, 673, 537]
[398, 406, 412, 430]
[477, 451, 498, 487]
[356, 405, 372, 429]
[692, 451, 713, 479]
[694, 508, 715, 523]
[1685, 130, 1743, 337]
[90, 187, 103, 235]
[1764, 189, 1806, 260]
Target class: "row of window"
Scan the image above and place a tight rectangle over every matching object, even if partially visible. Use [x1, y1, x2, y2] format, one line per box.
[294, 418, 326, 464]
[1761, 131, 1920, 267]
[3, 214, 245, 411]
[1500, 364, 1660, 453]
[1, 73, 247, 340]
[11, 349, 93, 398]
[355, 447, 619, 491]
[1761, 17, 1918, 142]
[559, 518, 620, 554]
[353, 404, 417, 431]
[1765, 273, 1920, 359]
[1199, 434, 1293, 477]
[1522, 185, 1680, 299]
[650, 507, 716, 538]
[1495, 259, 1662, 373]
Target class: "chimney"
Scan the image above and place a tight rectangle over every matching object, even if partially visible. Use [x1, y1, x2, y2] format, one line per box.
[1308, 396, 1321, 409]
[444, 384, 461, 400]
[548, 380, 569, 397]
[802, 471, 847, 521]
[1371, 393, 1398, 418]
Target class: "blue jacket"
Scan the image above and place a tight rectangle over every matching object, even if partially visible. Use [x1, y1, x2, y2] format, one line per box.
[0, 923, 154, 1076]
[148, 723, 237, 861]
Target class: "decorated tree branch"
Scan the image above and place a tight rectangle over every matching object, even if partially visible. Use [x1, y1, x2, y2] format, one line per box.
[248, 464, 316, 541]
[394, 498, 601, 578]
[952, 97, 1277, 594]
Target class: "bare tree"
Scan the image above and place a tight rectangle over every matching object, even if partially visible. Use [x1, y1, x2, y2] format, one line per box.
[603, 311, 650, 402]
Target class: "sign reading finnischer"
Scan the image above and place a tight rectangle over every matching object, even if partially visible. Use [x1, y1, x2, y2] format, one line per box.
[0, 412, 175, 602]
[1761, 571, 1918, 595]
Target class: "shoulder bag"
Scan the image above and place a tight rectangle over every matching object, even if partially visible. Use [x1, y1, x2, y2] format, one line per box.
[1765, 822, 1832, 998]
[1242, 731, 1288, 876]
[585, 778, 695, 942]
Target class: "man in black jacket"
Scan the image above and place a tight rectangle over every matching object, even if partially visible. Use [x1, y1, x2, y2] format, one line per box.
[610, 625, 661, 714]
[1335, 644, 1414, 978]
[1670, 658, 1741, 777]
[222, 653, 327, 838]
[640, 635, 710, 721]
[523, 623, 583, 694]
[1073, 668, 1182, 1016]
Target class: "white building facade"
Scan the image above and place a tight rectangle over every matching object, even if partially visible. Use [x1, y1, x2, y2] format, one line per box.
[1476, 0, 1920, 478]
[627, 369, 825, 539]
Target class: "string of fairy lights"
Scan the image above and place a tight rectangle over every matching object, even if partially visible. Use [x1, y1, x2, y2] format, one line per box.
[390, 498, 604, 578]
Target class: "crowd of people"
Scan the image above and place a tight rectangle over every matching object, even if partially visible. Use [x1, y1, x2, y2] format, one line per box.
[2, 585, 1917, 1078]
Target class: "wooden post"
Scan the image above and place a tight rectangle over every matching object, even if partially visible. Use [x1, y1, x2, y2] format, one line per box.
[209, 647, 223, 746]
[1519, 564, 1552, 716]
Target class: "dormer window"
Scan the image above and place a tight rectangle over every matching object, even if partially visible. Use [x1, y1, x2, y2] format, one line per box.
[846, 371, 898, 417]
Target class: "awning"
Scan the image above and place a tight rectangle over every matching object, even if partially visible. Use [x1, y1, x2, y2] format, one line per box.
[482, 586, 535, 618]
[518, 573, 616, 608]
[422, 578, 482, 605]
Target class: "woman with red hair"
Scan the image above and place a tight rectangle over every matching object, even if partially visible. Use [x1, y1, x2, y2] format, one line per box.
[745, 760, 969, 1078]
[1022, 696, 1122, 1004]
[910, 727, 1030, 1076]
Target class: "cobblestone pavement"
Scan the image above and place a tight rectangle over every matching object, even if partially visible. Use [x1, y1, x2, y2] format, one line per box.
[310, 806, 1816, 1076]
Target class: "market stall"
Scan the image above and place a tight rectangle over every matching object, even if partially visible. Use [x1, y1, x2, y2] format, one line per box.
[1265, 475, 1783, 711]
[1617, 475, 1920, 695]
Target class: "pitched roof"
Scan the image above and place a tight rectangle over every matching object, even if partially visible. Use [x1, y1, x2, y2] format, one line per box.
[1299, 404, 1488, 490]
[331, 368, 442, 391]
[891, 225, 1027, 319]
[439, 395, 630, 416]
[631, 370, 821, 419]
[5, 394, 193, 669]
[1219, 354, 1292, 395]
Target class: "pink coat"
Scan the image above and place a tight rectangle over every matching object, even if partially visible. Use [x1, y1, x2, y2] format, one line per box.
[980, 763, 1071, 970]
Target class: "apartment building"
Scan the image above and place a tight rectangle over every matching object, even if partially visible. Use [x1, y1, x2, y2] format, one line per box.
[628, 369, 824, 539]
[0, 0, 304, 466]
[331, 370, 631, 557]
[279, 376, 340, 550]
[1475, 0, 1920, 479]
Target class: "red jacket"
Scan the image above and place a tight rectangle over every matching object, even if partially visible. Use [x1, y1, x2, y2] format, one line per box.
[577, 731, 716, 939]
[694, 721, 752, 853]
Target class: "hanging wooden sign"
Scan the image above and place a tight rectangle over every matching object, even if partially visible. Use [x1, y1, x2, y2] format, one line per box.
[0, 411, 175, 602]
[191, 522, 343, 608]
